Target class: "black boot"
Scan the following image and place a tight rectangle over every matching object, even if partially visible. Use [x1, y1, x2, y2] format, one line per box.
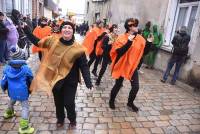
[92, 70, 98, 77]
[109, 99, 115, 109]
[127, 103, 139, 112]
[56, 119, 64, 128]
[69, 121, 76, 129]
[95, 77, 101, 86]
[95, 81, 100, 86]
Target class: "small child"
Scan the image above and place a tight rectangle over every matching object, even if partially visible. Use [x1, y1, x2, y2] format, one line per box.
[0, 46, 34, 134]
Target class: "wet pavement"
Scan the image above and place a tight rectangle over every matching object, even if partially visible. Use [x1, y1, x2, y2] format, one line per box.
[0, 34, 199, 134]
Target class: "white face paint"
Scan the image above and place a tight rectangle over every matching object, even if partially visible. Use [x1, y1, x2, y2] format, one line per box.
[61, 25, 73, 40]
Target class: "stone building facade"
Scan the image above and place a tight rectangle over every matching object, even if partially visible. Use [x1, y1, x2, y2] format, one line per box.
[32, 0, 44, 19]
[0, 0, 32, 17]
[85, 0, 200, 88]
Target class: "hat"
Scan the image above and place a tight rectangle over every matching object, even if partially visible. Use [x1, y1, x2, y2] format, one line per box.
[60, 21, 75, 34]
[10, 46, 27, 60]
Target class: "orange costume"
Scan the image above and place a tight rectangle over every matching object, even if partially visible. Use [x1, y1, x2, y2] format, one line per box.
[95, 38, 104, 56]
[110, 33, 146, 80]
[82, 27, 105, 55]
[32, 26, 52, 53]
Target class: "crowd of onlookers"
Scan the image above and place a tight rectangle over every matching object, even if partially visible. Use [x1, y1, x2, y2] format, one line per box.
[0, 9, 66, 65]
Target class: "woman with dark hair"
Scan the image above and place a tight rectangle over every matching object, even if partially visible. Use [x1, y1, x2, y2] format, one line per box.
[95, 24, 118, 85]
[109, 18, 145, 112]
[23, 21, 93, 129]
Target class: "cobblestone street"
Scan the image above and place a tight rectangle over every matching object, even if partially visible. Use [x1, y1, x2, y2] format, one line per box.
[0, 35, 200, 134]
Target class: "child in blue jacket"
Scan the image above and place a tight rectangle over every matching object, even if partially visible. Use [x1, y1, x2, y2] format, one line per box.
[1, 46, 34, 134]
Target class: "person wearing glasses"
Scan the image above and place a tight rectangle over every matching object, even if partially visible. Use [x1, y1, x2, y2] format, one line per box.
[109, 18, 145, 112]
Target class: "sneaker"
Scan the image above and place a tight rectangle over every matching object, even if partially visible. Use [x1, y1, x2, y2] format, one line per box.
[109, 100, 115, 109]
[149, 66, 154, 69]
[160, 79, 166, 83]
[3, 109, 16, 119]
[138, 70, 144, 74]
[170, 81, 176, 85]
[18, 126, 34, 134]
[69, 121, 76, 129]
[127, 103, 139, 112]
[18, 119, 34, 134]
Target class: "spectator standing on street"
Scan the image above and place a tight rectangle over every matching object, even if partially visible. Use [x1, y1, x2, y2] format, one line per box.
[109, 18, 145, 112]
[10, 9, 27, 49]
[161, 26, 190, 85]
[0, 12, 9, 65]
[145, 25, 163, 69]
[23, 21, 93, 129]
[137, 21, 152, 73]
[1, 47, 34, 134]
[3, 17, 19, 59]
[23, 14, 33, 32]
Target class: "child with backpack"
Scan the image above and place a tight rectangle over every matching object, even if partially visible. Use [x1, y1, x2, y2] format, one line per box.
[0, 46, 34, 134]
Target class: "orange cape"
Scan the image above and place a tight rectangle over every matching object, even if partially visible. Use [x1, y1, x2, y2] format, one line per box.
[32, 26, 52, 53]
[82, 27, 104, 55]
[95, 39, 104, 56]
[110, 33, 145, 80]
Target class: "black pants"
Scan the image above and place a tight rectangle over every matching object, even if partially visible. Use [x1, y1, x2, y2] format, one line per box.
[92, 55, 101, 73]
[110, 69, 139, 104]
[52, 81, 78, 123]
[88, 51, 101, 73]
[137, 56, 144, 70]
[96, 56, 110, 83]
[88, 51, 96, 67]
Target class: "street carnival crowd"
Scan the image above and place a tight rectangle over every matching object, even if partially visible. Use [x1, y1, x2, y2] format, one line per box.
[0, 9, 190, 133]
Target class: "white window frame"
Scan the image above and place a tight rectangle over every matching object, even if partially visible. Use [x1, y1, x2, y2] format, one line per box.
[162, 1, 199, 51]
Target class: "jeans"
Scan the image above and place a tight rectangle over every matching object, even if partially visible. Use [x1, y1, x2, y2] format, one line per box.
[8, 99, 29, 119]
[163, 55, 185, 83]
[0, 39, 7, 63]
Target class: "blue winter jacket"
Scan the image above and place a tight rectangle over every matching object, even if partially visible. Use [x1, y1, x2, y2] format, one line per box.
[0, 60, 33, 101]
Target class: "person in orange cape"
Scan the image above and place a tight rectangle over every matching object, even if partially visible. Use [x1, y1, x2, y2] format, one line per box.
[51, 22, 61, 38]
[32, 17, 51, 60]
[109, 18, 145, 112]
[23, 21, 93, 129]
[95, 24, 118, 85]
[82, 20, 106, 76]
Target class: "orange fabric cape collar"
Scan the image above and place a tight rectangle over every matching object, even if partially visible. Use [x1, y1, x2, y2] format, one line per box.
[110, 33, 145, 80]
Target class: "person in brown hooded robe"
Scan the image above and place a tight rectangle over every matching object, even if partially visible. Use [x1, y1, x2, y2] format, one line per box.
[23, 21, 93, 129]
